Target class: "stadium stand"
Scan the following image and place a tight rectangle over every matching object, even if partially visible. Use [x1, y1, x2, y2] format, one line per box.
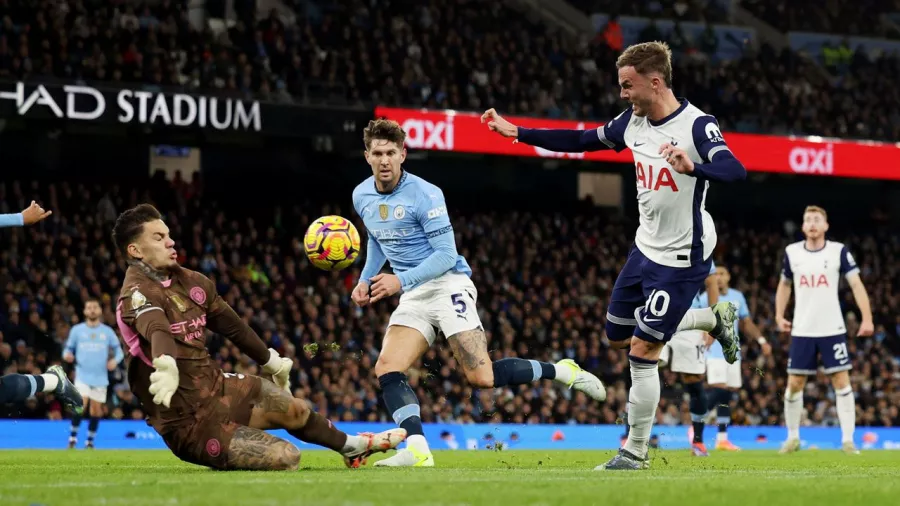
[2, 174, 897, 429]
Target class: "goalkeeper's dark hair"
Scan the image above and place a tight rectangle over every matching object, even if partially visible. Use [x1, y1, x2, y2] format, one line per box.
[112, 204, 163, 257]
[616, 41, 673, 88]
[363, 119, 406, 150]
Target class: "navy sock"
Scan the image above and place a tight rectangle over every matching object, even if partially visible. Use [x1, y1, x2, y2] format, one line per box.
[716, 391, 733, 432]
[378, 372, 424, 437]
[491, 358, 555, 387]
[87, 417, 100, 443]
[70, 413, 83, 439]
[0, 374, 41, 404]
[685, 382, 707, 443]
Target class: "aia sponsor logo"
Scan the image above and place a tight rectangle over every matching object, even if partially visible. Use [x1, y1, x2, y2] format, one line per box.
[635, 162, 679, 192]
[798, 274, 829, 288]
[789, 144, 833, 174]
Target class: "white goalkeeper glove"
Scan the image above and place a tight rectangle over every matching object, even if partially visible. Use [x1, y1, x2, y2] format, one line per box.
[149, 355, 179, 408]
[262, 348, 293, 393]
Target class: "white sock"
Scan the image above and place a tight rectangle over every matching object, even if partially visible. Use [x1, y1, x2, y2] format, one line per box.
[784, 388, 803, 441]
[676, 308, 717, 333]
[717, 432, 728, 442]
[405, 434, 430, 453]
[835, 386, 855, 444]
[623, 359, 660, 459]
[553, 363, 575, 385]
[341, 434, 365, 454]
[41, 374, 59, 392]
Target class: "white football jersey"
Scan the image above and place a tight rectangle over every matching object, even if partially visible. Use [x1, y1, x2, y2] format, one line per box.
[597, 100, 731, 268]
[781, 240, 860, 337]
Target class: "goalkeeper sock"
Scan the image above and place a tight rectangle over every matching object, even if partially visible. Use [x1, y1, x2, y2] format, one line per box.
[835, 386, 855, 444]
[289, 411, 347, 452]
[623, 356, 660, 459]
[784, 387, 803, 441]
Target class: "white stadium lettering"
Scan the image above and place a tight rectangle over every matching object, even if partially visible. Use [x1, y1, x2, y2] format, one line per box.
[402, 117, 454, 150]
[789, 144, 833, 174]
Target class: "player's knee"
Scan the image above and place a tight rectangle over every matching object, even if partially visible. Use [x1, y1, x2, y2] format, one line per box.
[629, 338, 664, 361]
[375, 355, 407, 377]
[787, 375, 806, 394]
[465, 368, 494, 389]
[274, 442, 301, 471]
[288, 398, 311, 428]
[608, 338, 631, 349]
[830, 371, 851, 390]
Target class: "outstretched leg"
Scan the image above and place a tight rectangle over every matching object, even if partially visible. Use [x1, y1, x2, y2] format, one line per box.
[447, 329, 606, 401]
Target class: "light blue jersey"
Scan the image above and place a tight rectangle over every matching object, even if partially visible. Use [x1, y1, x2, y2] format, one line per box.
[353, 171, 471, 292]
[700, 288, 749, 359]
[64, 323, 123, 387]
[0, 213, 24, 227]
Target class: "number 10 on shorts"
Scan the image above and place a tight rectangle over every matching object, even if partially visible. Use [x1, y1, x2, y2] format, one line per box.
[644, 289, 671, 318]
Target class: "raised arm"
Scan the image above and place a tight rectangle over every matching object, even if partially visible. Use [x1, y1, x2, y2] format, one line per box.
[482, 108, 632, 153]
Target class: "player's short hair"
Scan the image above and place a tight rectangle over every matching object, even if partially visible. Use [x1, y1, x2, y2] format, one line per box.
[363, 119, 406, 150]
[804, 205, 828, 220]
[616, 41, 673, 88]
[84, 297, 101, 306]
[112, 204, 163, 257]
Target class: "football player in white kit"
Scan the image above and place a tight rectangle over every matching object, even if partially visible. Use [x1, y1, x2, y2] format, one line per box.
[483, 41, 746, 470]
[776, 206, 873, 454]
[659, 262, 718, 457]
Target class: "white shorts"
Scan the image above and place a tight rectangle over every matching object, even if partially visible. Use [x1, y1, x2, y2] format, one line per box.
[707, 358, 742, 388]
[75, 381, 108, 404]
[660, 330, 706, 375]
[388, 272, 482, 346]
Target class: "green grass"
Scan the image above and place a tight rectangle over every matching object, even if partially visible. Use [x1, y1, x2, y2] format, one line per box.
[2, 449, 900, 506]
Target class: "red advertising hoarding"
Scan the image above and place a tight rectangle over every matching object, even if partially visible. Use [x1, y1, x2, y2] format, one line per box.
[375, 106, 900, 181]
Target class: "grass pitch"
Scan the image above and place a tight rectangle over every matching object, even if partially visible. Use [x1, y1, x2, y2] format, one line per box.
[1, 449, 899, 506]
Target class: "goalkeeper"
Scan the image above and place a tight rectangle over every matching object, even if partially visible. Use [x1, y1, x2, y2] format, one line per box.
[112, 204, 405, 471]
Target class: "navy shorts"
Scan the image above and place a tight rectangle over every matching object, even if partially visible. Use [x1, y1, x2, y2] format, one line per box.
[787, 335, 852, 375]
[605, 244, 712, 344]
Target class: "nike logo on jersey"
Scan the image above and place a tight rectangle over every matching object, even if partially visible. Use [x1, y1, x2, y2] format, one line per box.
[634, 141, 645, 147]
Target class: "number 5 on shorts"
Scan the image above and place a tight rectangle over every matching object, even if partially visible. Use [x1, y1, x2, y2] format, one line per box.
[451, 293, 467, 314]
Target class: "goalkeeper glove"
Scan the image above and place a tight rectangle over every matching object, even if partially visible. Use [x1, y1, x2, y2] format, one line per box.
[149, 355, 179, 408]
[262, 348, 293, 393]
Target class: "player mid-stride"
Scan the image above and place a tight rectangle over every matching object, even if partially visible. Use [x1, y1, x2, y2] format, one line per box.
[776, 206, 872, 455]
[483, 41, 746, 470]
[352, 119, 606, 468]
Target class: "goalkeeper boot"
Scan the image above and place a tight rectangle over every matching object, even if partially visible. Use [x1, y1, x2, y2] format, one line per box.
[373, 446, 435, 467]
[594, 449, 649, 471]
[710, 302, 740, 364]
[842, 441, 860, 455]
[47, 365, 83, 416]
[556, 359, 606, 402]
[343, 428, 408, 468]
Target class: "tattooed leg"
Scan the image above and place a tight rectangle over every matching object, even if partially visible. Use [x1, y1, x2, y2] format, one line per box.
[448, 329, 494, 388]
[226, 426, 300, 471]
[248, 378, 350, 453]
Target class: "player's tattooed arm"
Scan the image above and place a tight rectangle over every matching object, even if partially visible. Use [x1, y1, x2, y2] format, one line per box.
[255, 378, 292, 414]
[448, 330, 489, 370]
[226, 426, 299, 471]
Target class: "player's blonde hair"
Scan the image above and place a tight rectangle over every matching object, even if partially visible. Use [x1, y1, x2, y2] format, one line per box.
[364, 119, 406, 150]
[616, 41, 673, 88]
[804, 205, 828, 220]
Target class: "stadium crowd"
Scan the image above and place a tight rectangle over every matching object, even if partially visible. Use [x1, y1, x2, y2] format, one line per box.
[1, 0, 900, 141]
[1, 174, 898, 432]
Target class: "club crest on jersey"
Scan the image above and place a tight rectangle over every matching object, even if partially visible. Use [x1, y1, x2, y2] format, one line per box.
[189, 286, 207, 305]
[379, 204, 389, 220]
[131, 290, 147, 309]
[393, 205, 406, 220]
[169, 294, 188, 312]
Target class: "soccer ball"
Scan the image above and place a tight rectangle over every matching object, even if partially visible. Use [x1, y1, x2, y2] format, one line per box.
[304, 215, 361, 271]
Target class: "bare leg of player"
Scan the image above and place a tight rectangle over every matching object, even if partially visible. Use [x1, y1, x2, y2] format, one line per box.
[248, 381, 406, 468]
[780, 374, 807, 453]
[447, 329, 606, 401]
[830, 370, 859, 454]
[372, 325, 433, 467]
[226, 426, 303, 471]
